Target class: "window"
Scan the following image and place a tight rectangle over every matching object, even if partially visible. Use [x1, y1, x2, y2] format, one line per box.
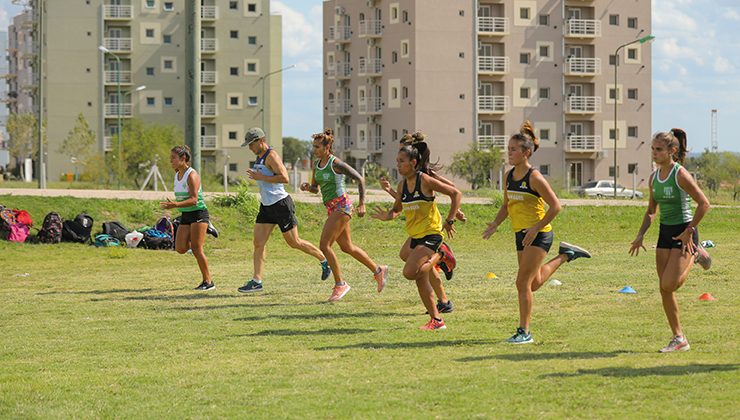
[628, 126, 638, 137]
[229, 67, 239, 76]
[164, 97, 173, 106]
[539, 45, 550, 58]
[609, 14, 619, 25]
[145, 28, 155, 38]
[145, 0, 155, 8]
[609, 166, 620, 177]
[628, 17, 638, 28]
[402, 11, 409, 22]
[229, 1, 238, 10]
[163, 34, 172, 44]
[392, 87, 398, 100]
[391, 6, 399, 21]
[230, 30, 238, 39]
[609, 129, 618, 140]
[229, 163, 238, 172]
[163, 2, 173, 11]
[628, 88, 638, 100]
[540, 129, 550, 140]
[163, 59, 173, 70]
[248, 96, 258, 106]
[520, 8, 530, 19]
[248, 36, 257, 45]
[609, 88, 618, 100]
[520, 87, 530, 99]
[539, 87, 550, 99]
[609, 54, 617, 65]
[539, 164, 550, 176]
[228, 131, 238, 140]
[229, 96, 240, 106]
[146, 67, 155, 76]
[146, 97, 155, 106]
[539, 14, 549, 26]
[247, 3, 256, 12]
[627, 48, 637, 60]
[628, 163, 638, 174]
[403, 87, 408, 99]
[392, 51, 398, 63]
[246, 62, 257, 73]
[401, 41, 409, 57]
[459, 127, 465, 134]
[520, 53, 530, 64]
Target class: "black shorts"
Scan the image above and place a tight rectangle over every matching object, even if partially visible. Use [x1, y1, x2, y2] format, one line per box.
[410, 234, 444, 252]
[180, 209, 209, 225]
[256, 196, 298, 233]
[657, 222, 699, 249]
[515, 230, 554, 252]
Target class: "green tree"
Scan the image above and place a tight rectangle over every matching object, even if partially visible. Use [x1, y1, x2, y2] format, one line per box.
[363, 162, 390, 188]
[282, 136, 311, 167]
[115, 119, 182, 188]
[448, 145, 502, 189]
[7, 113, 38, 178]
[58, 113, 101, 179]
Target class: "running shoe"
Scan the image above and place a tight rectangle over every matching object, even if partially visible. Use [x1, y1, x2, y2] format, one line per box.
[328, 283, 351, 302]
[558, 242, 592, 262]
[374, 265, 389, 292]
[206, 221, 219, 238]
[694, 244, 712, 270]
[237, 279, 263, 293]
[506, 327, 533, 344]
[320, 260, 332, 280]
[194, 281, 216, 291]
[437, 242, 456, 280]
[420, 318, 446, 330]
[659, 336, 690, 353]
[437, 299, 454, 313]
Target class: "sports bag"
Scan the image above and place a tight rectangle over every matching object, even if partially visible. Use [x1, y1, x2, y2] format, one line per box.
[102, 221, 129, 242]
[94, 233, 121, 247]
[62, 213, 94, 243]
[142, 229, 174, 250]
[37, 212, 63, 244]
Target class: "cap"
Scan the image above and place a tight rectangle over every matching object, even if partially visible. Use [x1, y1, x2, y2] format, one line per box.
[241, 127, 266, 147]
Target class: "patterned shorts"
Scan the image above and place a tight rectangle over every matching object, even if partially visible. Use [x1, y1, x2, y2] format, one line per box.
[325, 194, 353, 217]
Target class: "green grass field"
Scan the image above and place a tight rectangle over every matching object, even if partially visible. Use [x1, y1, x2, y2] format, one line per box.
[1, 195, 738, 418]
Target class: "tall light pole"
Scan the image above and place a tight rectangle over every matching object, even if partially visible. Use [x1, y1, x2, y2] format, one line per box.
[98, 45, 124, 188]
[613, 34, 654, 198]
[260, 64, 295, 130]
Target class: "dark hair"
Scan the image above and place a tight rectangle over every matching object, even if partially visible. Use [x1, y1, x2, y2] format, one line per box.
[171, 145, 191, 163]
[312, 128, 334, 153]
[653, 129, 688, 165]
[397, 131, 440, 174]
[510, 120, 539, 154]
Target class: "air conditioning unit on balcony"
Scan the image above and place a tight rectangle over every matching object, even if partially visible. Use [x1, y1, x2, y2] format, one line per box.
[366, 0, 375, 7]
[335, 6, 345, 15]
[367, 39, 375, 46]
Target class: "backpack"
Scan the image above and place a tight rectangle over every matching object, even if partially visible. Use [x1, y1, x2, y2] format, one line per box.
[0, 207, 29, 242]
[94, 233, 121, 247]
[102, 221, 129, 242]
[141, 228, 174, 250]
[62, 213, 94, 244]
[37, 212, 63, 244]
[155, 216, 175, 238]
[13, 210, 32, 226]
[7, 224, 30, 243]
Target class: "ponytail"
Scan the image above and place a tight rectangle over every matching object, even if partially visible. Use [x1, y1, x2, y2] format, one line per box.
[510, 120, 539, 154]
[312, 128, 335, 153]
[398, 131, 441, 174]
[653, 129, 688, 165]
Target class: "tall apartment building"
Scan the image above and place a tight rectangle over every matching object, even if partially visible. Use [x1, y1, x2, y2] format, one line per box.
[6, 0, 282, 181]
[322, 0, 652, 188]
[6, 11, 34, 116]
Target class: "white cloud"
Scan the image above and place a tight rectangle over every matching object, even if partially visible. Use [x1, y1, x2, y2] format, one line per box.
[271, 0, 322, 67]
[725, 8, 740, 21]
[0, 8, 8, 29]
[655, 79, 687, 94]
[713, 56, 735, 73]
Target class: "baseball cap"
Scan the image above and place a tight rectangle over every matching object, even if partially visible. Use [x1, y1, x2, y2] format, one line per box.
[241, 127, 266, 147]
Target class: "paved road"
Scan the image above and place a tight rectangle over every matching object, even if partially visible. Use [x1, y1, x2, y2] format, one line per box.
[0, 187, 648, 207]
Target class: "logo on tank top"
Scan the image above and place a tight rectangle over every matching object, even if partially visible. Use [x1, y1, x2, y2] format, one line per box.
[520, 181, 528, 189]
[663, 186, 674, 198]
[322, 173, 330, 180]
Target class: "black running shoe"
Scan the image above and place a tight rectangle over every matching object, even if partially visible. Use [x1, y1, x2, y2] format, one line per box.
[320, 260, 332, 281]
[194, 281, 215, 291]
[238, 279, 263, 293]
[437, 299, 454, 313]
[207, 221, 219, 238]
[558, 241, 592, 262]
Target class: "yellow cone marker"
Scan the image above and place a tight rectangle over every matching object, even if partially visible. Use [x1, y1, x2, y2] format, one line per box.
[486, 272, 497, 279]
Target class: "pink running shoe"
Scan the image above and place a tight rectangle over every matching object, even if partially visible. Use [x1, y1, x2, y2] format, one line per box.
[328, 283, 351, 302]
[374, 265, 388, 292]
[420, 318, 447, 331]
[659, 336, 690, 353]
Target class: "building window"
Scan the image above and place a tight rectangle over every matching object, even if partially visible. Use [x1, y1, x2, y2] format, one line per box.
[539, 164, 550, 176]
[539, 87, 550, 99]
[248, 36, 257, 45]
[609, 54, 617, 65]
[230, 30, 239, 39]
[628, 17, 638, 28]
[229, 1, 238, 10]
[609, 166, 620, 177]
[402, 87, 408, 99]
[627, 48, 637, 60]
[628, 163, 638, 174]
[245, 61, 258, 74]
[163, 34, 172, 44]
[520, 87, 530, 99]
[401, 41, 409, 57]
[391, 6, 399, 22]
[164, 97, 173, 107]
[163, 59, 173, 70]
[609, 14, 619, 26]
[247, 3, 256, 13]
[228, 131, 238, 140]
[146, 67, 155, 76]
[628, 88, 638, 100]
[163, 2, 173, 11]
[248, 96, 258, 106]
[539, 14, 549, 26]
[459, 127, 465, 134]
[229, 96, 240, 106]
[609, 129, 618, 140]
[229, 163, 238, 172]
[540, 129, 550, 141]
[145, 28, 155, 38]
[520, 8, 530, 19]
[609, 88, 619, 100]
[392, 51, 398, 63]
[539, 45, 550, 58]
[146, 97, 155, 106]
[391, 87, 398, 100]
[230, 67, 239, 76]
[628, 126, 638, 137]
[145, 0, 155, 8]
[520, 53, 530, 64]
[402, 10, 409, 22]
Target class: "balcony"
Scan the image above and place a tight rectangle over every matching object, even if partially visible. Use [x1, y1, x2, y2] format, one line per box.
[567, 96, 601, 113]
[341, 136, 352, 150]
[104, 70, 132, 85]
[478, 56, 509, 74]
[201, 38, 217, 53]
[327, 64, 337, 78]
[335, 99, 351, 115]
[477, 135, 507, 151]
[333, 25, 351, 42]
[359, 20, 382, 38]
[369, 136, 383, 152]
[103, 5, 133, 19]
[335, 62, 351, 79]
[565, 58, 601, 76]
[565, 19, 601, 38]
[200, 103, 217, 117]
[565, 135, 602, 152]
[104, 103, 132, 118]
[201, 5, 218, 20]
[103, 38, 132, 53]
[201, 71, 217, 85]
[358, 58, 382, 76]
[103, 136, 113, 151]
[477, 17, 509, 35]
[477, 95, 509, 114]
[359, 97, 382, 115]
[201, 135, 217, 149]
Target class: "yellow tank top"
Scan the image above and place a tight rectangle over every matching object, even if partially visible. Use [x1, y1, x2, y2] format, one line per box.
[505, 168, 552, 232]
[401, 173, 443, 239]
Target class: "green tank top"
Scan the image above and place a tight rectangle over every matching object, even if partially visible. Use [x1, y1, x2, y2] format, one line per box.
[315, 155, 346, 203]
[652, 163, 692, 225]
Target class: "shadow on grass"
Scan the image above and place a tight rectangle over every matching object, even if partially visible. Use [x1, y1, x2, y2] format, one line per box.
[315, 339, 493, 351]
[173, 303, 317, 311]
[234, 328, 375, 337]
[457, 351, 632, 363]
[89, 293, 241, 302]
[37, 288, 155, 296]
[541, 363, 739, 378]
[234, 311, 416, 322]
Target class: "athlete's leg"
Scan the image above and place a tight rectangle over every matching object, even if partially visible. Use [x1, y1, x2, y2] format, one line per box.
[253, 223, 275, 281]
[335, 221, 378, 272]
[189, 222, 211, 282]
[282, 226, 325, 261]
[515, 246, 548, 332]
[403, 245, 439, 319]
[175, 224, 191, 254]
[320, 211, 350, 283]
[659, 248, 694, 337]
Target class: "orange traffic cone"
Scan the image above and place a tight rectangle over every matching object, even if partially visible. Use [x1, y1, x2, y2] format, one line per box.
[698, 293, 716, 301]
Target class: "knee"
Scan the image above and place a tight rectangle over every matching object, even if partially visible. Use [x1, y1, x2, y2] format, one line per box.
[320, 242, 332, 253]
[338, 243, 353, 254]
[402, 266, 418, 280]
[399, 250, 409, 261]
[659, 281, 676, 294]
[175, 247, 188, 255]
[285, 239, 301, 249]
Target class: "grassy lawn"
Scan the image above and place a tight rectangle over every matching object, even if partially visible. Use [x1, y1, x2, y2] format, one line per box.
[1, 195, 738, 418]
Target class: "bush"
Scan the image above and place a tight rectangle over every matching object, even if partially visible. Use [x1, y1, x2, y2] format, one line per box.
[212, 180, 260, 223]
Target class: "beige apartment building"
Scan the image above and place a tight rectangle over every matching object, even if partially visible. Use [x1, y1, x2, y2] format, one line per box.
[7, 0, 282, 181]
[323, 0, 652, 189]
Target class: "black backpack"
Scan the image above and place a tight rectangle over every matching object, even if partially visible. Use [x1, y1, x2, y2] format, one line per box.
[62, 213, 94, 244]
[37, 212, 63, 244]
[141, 229, 174, 250]
[102, 221, 129, 242]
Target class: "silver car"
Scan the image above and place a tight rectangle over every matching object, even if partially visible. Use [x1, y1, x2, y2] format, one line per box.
[575, 180, 644, 199]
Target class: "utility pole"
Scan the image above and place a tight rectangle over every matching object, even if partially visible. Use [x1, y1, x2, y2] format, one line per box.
[710, 109, 718, 152]
[185, 1, 201, 173]
[32, 0, 46, 188]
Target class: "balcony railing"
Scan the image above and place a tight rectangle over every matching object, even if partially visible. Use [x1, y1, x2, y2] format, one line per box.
[103, 136, 113, 151]
[327, 64, 337, 78]
[335, 99, 351, 115]
[327, 99, 336, 116]
[104, 103, 132, 118]
[103, 5, 133, 19]
[567, 96, 601, 113]
[565, 19, 601, 37]
[201, 135, 217, 149]
[335, 62, 351, 79]
[359, 20, 382, 37]
[201, 5, 218, 20]
[201, 38, 217, 53]
[103, 38, 132, 52]
[478, 56, 510, 74]
[358, 58, 382, 76]
[328, 26, 335, 41]
[477, 95, 509, 113]
[104, 70, 132, 85]
[359, 97, 382, 114]
[477, 17, 509, 35]
[566, 135, 602, 152]
[341, 136, 351, 149]
[369, 136, 383, 152]
[333, 25, 351, 42]
[565, 58, 601, 75]
[477, 135, 507, 151]
[200, 103, 217, 117]
[201, 71, 217, 85]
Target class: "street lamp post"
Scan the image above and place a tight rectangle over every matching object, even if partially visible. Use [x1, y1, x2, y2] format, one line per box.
[98, 45, 124, 188]
[613, 34, 654, 198]
[260, 64, 295, 130]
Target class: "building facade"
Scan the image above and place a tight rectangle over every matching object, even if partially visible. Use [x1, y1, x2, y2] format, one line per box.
[322, 0, 652, 189]
[6, 0, 282, 181]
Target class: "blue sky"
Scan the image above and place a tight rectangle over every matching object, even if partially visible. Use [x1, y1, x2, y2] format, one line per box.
[2, 0, 738, 152]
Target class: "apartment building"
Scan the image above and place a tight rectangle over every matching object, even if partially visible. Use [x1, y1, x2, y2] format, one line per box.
[322, 0, 652, 188]
[6, 0, 282, 181]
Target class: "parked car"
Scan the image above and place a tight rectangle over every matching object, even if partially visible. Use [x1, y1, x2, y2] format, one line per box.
[575, 180, 644, 199]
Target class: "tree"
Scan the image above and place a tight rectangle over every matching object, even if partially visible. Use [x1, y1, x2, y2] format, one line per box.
[58, 113, 98, 173]
[6, 113, 37, 178]
[686, 150, 740, 200]
[282, 136, 311, 167]
[116, 119, 183, 187]
[363, 162, 390, 188]
[448, 146, 502, 189]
